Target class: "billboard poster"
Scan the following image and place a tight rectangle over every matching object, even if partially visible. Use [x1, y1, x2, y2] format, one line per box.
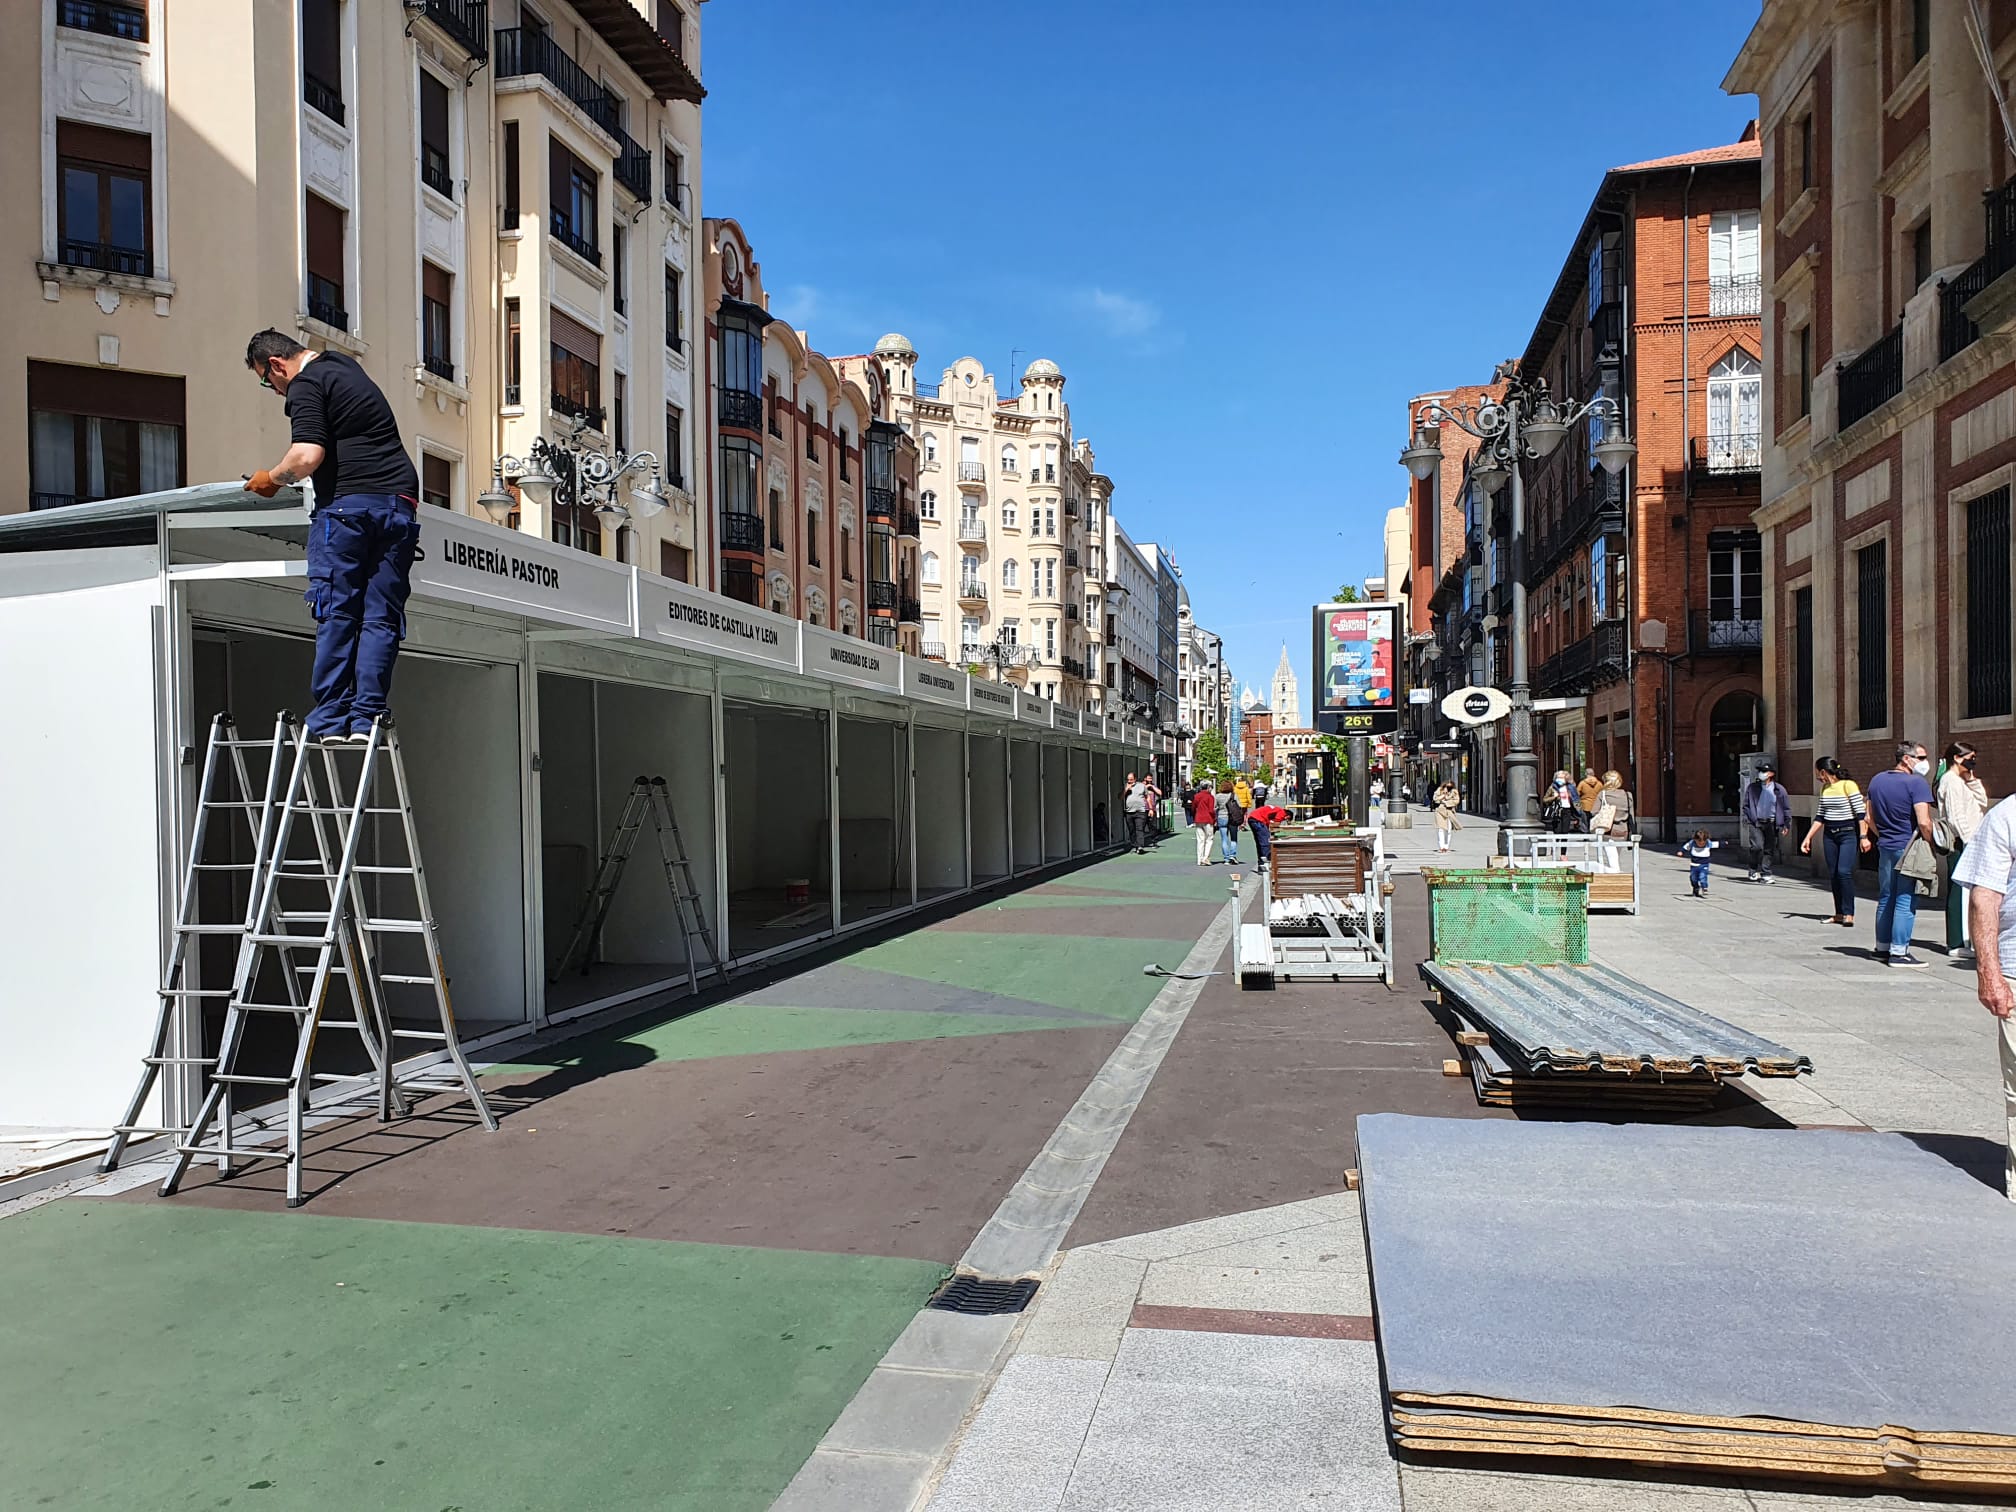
[1313, 601, 1399, 737]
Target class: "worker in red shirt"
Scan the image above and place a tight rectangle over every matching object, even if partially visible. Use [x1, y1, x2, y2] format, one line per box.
[1248, 801, 1290, 872]
[1190, 783, 1218, 866]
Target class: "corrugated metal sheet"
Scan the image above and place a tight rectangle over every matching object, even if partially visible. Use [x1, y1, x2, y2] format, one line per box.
[1421, 959, 1810, 1077]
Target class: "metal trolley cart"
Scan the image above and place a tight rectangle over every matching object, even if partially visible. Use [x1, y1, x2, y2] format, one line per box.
[1238, 826, 1394, 988]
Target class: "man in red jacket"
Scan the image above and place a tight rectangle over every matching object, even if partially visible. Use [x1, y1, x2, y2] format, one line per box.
[1191, 783, 1217, 866]
[1248, 801, 1290, 871]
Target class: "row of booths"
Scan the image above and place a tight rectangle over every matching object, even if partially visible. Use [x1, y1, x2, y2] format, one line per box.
[0, 485, 1170, 1132]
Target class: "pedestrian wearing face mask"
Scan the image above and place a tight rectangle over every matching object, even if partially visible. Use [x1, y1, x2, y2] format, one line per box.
[1939, 742, 1990, 960]
[1866, 739, 1937, 968]
[1741, 759, 1791, 884]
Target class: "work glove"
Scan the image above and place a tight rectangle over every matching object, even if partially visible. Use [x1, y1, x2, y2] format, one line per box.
[244, 470, 280, 497]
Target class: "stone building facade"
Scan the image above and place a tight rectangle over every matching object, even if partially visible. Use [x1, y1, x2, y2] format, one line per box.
[1728, 0, 2016, 799]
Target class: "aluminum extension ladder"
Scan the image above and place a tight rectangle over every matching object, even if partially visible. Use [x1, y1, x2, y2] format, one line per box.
[158, 715, 497, 1206]
[551, 776, 727, 996]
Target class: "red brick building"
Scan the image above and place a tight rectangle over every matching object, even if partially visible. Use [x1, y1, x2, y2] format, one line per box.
[1517, 131, 1766, 836]
[1728, 2, 2016, 810]
[1240, 702, 1274, 776]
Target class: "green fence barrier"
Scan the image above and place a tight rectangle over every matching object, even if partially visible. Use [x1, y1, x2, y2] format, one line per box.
[1422, 867, 1589, 965]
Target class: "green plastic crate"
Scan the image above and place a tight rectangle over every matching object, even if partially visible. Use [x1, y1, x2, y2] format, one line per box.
[1421, 867, 1590, 965]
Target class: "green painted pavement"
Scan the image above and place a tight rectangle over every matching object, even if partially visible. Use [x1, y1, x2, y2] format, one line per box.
[485, 1000, 1099, 1076]
[842, 929, 1198, 1020]
[2, 1201, 941, 1512]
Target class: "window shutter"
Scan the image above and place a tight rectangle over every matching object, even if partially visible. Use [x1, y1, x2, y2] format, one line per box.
[305, 194, 345, 282]
[1734, 209, 1760, 280]
[549, 306, 601, 364]
[423, 262, 452, 307]
[57, 121, 150, 171]
[550, 136, 570, 219]
[420, 73, 450, 158]
[28, 360, 184, 424]
[1708, 212, 1731, 282]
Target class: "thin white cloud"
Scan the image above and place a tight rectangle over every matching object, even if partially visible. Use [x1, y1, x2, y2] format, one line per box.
[773, 283, 820, 326]
[1079, 287, 1161, 339]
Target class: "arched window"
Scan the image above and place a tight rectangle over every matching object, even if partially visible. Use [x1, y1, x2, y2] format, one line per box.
[1002, 558, 1020, 590]
[1001, 443, 1018, 474]
[1001, 498, 1017, 529]
[1706, 348, 1762, 474]
[923, 434, 938, 464]
[921, 550, 940, 584]
[919, 489, 938, 520]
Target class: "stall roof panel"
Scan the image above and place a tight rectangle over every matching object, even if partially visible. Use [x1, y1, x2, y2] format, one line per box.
[0, 481, 310, 550]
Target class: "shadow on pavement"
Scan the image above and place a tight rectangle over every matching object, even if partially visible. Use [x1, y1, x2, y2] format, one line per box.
[1901, 1130, 2009, 1194]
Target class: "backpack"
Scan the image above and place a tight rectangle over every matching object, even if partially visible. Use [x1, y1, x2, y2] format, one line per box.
[1224, 795, 1245, 828]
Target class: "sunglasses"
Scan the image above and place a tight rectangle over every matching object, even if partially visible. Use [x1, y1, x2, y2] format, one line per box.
[253, 362, 276, 390]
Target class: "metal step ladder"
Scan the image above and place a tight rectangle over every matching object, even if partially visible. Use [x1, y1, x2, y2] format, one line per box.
[161, 715, 497, 1207]
[552, 776, 727, 996]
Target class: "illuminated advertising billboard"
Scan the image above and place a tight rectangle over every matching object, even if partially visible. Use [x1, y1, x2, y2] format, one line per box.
[1313, 601, 1400, 737]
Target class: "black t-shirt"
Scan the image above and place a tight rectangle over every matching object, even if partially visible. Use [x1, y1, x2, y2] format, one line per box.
[284, 351, 418, 506]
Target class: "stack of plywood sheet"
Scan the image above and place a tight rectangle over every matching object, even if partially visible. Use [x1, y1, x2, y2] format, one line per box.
[1422, 959, 1808, 1111]
[1358, 1115, 2016, 1492]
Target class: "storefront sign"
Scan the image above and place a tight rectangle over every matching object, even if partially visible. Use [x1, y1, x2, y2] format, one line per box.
[1312, 600, 1399, 737]
[904, 656, 969, 708]
[802, 623, 901, 692]
[1442, 684, 1512, 726]
[414, 510, 634, 634]
[1018, 692, 1053, 727]
[640, 569, 800, 672]
[969, 680, 1016, 717]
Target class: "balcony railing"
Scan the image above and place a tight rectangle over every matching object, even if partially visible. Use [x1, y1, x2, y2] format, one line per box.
[1988, 175, 2016, 281]
[423, 353, 456, 382]
[914, 381, 941, 399]
[958, 579, 988, 602]
[493, 27, 620, 138]
[899, 596, 922, 623]
[1065, 603, 1080, 621]
[1707, 273, 1762, 317]
[307, 273, 347, 332]
[922, 640, 948, 661]
[957, 517, 986, 544]
[1689, 431, 1762, 477]
[1594, 617, 1628, 683]
[866, 486, 896, 523]
[1941, 259, 1991, 362]
[615, 130, 652, 200]
[1064, 548, 1079, 568]
[718, 388, 763, 432]
[549, 211, 600, 266]
[417, 0, 487, 57]
[59, 0, 146, 40]
[899, 508, 920, 537]
[1692, 610, 1764, 653]
[421, 145, 453, 199]
[719, 510, 765, 554]
[868, 580, 897, 611]
[304, 69, 345, 126]
[1838, 320, 1904, 429]
[1533, 633, 1596, 697]
[1063, 498, 1079, 517]
[505, 383, 521, 407]
[958, 461, 986, 483]
[60, 239, 149, 278]
[32, 491, 93, 511]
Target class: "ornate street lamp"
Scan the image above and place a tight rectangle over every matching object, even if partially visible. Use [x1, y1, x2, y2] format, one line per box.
[478, 414, 671, 539]
[1399, 364, 1636, 854]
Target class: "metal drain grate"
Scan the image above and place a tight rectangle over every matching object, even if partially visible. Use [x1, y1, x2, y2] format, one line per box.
[927, 1273, 1040, 1316]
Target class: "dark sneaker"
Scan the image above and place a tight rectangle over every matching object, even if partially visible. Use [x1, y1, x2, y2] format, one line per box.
[1889, 953, 1929, 968]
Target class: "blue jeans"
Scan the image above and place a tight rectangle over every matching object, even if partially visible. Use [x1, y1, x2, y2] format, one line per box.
[1251, 821, 1272, 866]
[1218, 819, 1238, 863]
[305, 494, 419, 738]
[1822, 829, 1858, 919]
[1875, 846, 1917, 957]
[1689, 860, 1710, 892]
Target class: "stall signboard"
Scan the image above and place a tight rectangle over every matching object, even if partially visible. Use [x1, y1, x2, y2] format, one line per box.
[803, 623, 901, 693]
[1312, 600, 1400, 737]
[969, 679, 1016, 718]
[1017, 691, 1053, 727]
[640, 569, 800, 672]
[414, 509, 634, 635]
[904, 655, 969, 709]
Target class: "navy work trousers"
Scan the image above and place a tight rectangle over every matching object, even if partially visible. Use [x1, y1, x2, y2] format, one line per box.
[304, 493, 419, 739]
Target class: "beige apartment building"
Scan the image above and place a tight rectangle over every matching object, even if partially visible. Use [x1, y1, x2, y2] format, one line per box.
[882, 346, 1106, 710]
[699, 218, 921, 649]
[11, 0, 703, 577]
[1727, 1, 2016, 787]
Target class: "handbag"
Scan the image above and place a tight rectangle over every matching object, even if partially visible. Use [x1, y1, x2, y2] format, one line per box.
[1932, 814, 1959, 854]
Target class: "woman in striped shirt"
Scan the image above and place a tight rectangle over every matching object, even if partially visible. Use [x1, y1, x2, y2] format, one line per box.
[1799, 756, 1871, 925]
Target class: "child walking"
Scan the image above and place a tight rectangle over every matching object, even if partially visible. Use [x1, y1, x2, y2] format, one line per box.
[1679, 830, 1720, 897]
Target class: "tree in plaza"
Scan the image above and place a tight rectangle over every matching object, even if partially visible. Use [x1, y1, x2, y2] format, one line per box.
[1191, 727, 1231, 786]
[1330, 583, 1362, 604]
[1256, 763, 1272, 785]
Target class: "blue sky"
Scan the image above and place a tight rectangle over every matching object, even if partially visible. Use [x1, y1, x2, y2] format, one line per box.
[701, 1, 1763, 700]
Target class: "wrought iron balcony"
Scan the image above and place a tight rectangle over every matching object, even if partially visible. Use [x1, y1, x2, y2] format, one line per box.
[304, 69, 344, 126]
[493, 27, 620, 138]
[1063, 498, 1079, 517]
[719, 510, 765, 554]
[417, 0, 487, 58]
[1064, 548, 1079, 568]
[423, 353, 456, 382]
[549, 211, 600, 266]
[58, 0, 146, 40]
[718, 388, 763, 432]
[1707, 274, 1762, 317]
[1692, 610, 1764, 653]
[867, 486, 896, 523]
[1689, 432, 1762, 477]
[1532, 633, 1596, 698]
[1838, 321, 1904, 429]
[60, 239, 149, 278]
[307, 273, 347, 332]
[899, 508, 920, 537]
[957, 578, 988, 602]
[1594, 617, 1628, 683]
[957, 516, 986, 544]
[1065, 603, 1080, 621]
[1942, 261, 1990, 362]
[615, 131, 652, 200]
[900, 596, 922, 624]
[868, 580, 897, 611]
[957, 461, 986, 485]
[422, 145, 453, 199]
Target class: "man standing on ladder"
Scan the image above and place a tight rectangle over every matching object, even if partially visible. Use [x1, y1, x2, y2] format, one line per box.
[242, 329, 420, 743]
